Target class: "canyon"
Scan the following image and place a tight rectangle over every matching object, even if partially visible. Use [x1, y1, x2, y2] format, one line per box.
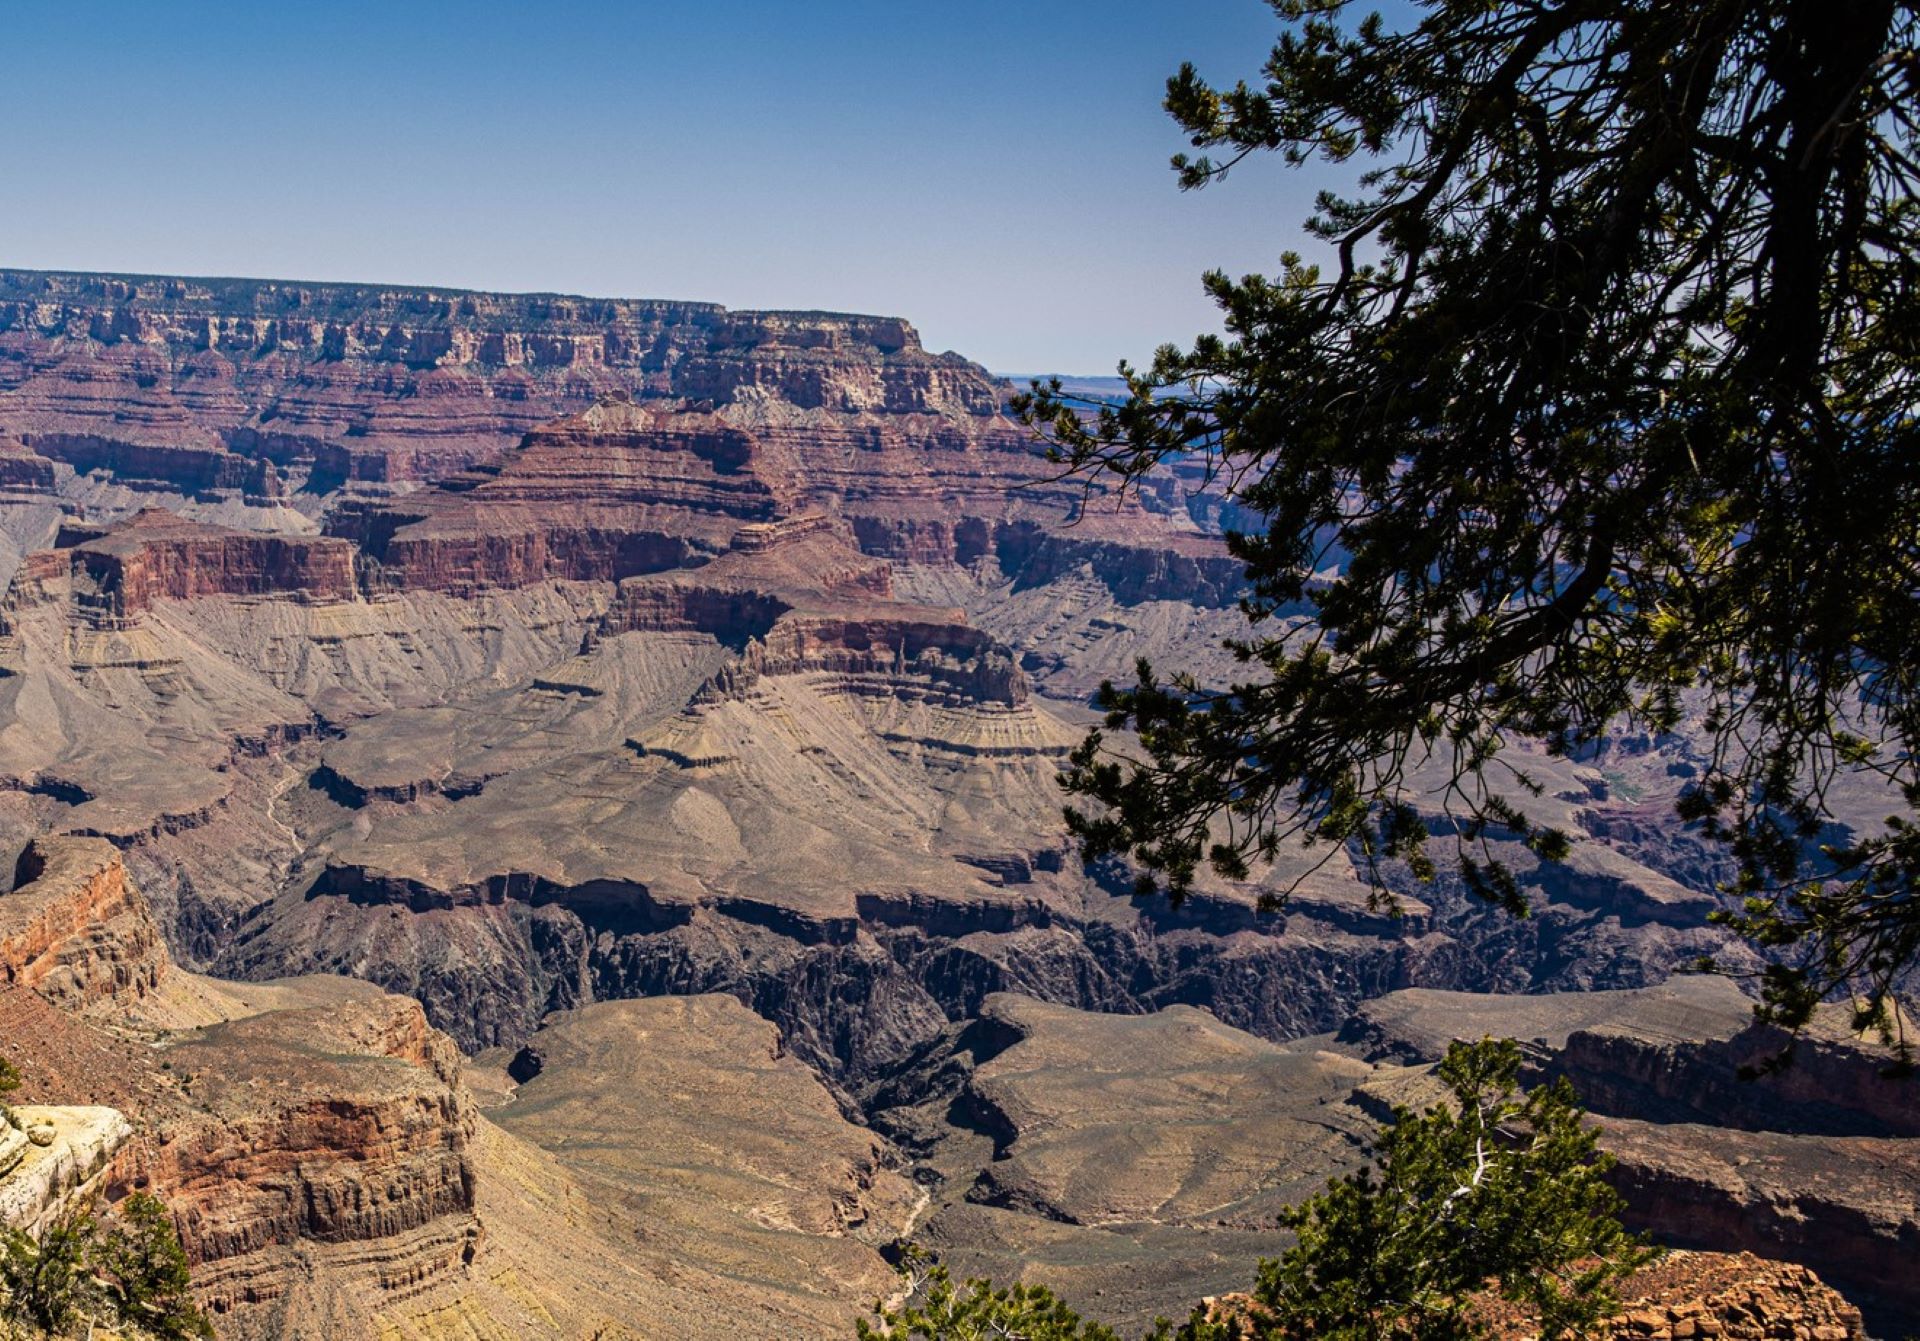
[0, 269, 1911, 1337]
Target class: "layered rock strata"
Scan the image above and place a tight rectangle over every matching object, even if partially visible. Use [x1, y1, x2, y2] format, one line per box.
[326, 396, 1242, 607]
[0, 265, 1879, 1339]
[0, 435, 56, 496]
[0, 840, 490, 1333]
[0, 269, 1006, 500]
[124, 992, 484, 1327]
[0, 835, 167, 1011]
[3, 508, 355, 626]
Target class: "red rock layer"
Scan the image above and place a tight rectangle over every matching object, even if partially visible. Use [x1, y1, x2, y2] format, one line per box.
[0, 836, 166, 1012]
[0, 269, 1001, 495]
[600, 515, 1027, 706]
[331, 401, 795, 594]
[729, 611, 1024, 706]
[0, 831, 485, 1325]
[0, 435, 55, 495]
[326, 395, 1245, 611]
[1499, 1251, 1864, 1339]
[3, 508, 357, 625]
[121, 996, 477, 1273]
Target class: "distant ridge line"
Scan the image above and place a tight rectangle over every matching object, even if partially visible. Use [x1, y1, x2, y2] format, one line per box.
[0, 265, 912, 329]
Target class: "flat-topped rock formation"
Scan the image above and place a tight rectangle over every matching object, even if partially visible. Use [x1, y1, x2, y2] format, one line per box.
[3, 508, 356, 626]
[1332, 976, 1756, 1066]
[486, 994, 915, 1326]
[328, 402, 785, 593]
[323, 395, 1242, 606]
[0, 268, 1004, 499]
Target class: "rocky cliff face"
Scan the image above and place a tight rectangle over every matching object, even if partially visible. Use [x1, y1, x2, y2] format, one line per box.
[327, 401, 794, 593]
[0, 836, 167, 1012]
[0, 838, 491, 1336]
[1554, 1014, 1920, 1137]
[122, 994, 482, 1327]
[1555, 1019, 1920, 1328]
[0, 269, 1004, 501]
[2, 509, 357, 626]
[0, 436, 56, 496]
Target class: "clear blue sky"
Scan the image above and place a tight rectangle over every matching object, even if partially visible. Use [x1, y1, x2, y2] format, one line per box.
[1, 1, 1331, 373]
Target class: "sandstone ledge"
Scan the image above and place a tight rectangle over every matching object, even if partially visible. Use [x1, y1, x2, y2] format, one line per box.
[0, 1103, 132, 1237]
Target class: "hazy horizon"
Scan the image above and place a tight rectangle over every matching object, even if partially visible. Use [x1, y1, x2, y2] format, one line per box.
[0, 0, 1333, 373]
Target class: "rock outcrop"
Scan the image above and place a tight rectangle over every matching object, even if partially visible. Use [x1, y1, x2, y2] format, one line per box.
[0, 436, 56, 496]
[0, 827, 976, 1340]
[0, 836, 167, 1012]
[3, 509, 356, 626]
[121, 991, 484, 1328]
[0, 838, 490, 1333]
[1582, 1252, 1866, 1341]
[1196, 1251, 1866, 1341]
[0, 1104, 133, 1237]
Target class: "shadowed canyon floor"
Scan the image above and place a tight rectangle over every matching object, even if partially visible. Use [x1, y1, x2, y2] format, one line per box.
[0, 271, 1912, 1337]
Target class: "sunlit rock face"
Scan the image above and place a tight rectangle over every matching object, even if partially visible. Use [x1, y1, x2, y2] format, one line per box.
[0, 836, 167, 1012]
[0, 268, 1003, 498]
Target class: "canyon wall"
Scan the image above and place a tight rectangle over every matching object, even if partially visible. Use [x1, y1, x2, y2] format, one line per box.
[0, 268, 1004, 499]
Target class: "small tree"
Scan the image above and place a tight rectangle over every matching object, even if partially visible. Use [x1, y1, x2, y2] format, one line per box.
[0, 1205, 97, 1339]
[0, 1191, 210, 1341]
[1176, 1038, 1652, 1341]
[95, 1193, 212, 1341]
[859, 1245, 1125, 1341]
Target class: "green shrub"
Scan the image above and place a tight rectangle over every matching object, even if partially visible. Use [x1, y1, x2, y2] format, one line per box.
[0, 1191, 211, 1341]
[0, 1057, 19, 1131]
[95, 1193, 212, 1340]
[860, 1244, 1125, 1340]
[0, 1205, 97, 1338]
